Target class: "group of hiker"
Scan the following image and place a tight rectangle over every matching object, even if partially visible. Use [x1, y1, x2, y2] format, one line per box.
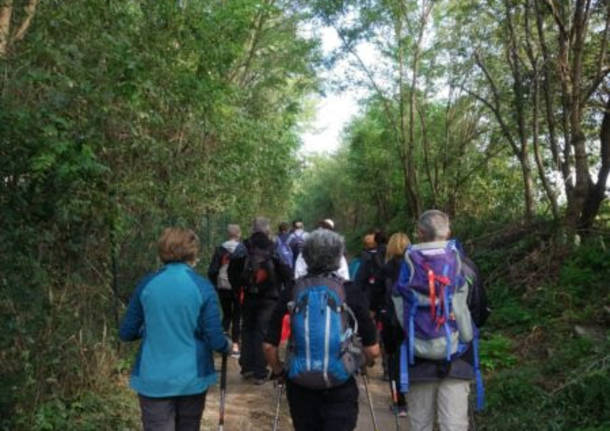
[119, 210, 489, 431]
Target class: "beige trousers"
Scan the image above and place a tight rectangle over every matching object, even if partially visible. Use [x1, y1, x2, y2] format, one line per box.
[407, 378, 470, 431]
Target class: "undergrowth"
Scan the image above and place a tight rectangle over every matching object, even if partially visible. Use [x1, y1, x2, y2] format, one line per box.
[473, 232, 610, 430]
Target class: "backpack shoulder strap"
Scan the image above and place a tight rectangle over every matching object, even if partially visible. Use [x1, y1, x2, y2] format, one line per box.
[403, 245, 417, 285]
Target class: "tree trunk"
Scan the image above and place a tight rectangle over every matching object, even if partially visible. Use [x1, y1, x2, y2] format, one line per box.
[526, 0, 560, 220]
[0, 1, 13, 57]
[531, 72, 560, 220]
[580, 97, 610, 229]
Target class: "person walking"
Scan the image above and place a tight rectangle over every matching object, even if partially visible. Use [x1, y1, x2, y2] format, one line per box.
[240, 217, 293, 384]
[208, 224, 247, 358]
[263, 228, 380, 431]
[393, 210, 486, 431]
[119, 227, 231, 431]
[275, 222, 294, 269]
[380, 232, 411, 417]
[355, 232, 386, 310]
[287, 220, 308, 266]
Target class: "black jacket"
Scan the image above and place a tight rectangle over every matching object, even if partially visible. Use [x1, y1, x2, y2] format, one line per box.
[207, 240, 248, 293]
[379, 256, 404, 354]
[355, 247, 386, 312]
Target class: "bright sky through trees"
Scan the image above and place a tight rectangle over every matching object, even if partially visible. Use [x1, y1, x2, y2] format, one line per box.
[300, 25, 376, 155]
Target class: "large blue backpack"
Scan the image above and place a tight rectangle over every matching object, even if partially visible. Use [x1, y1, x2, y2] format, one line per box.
[394, 240, 485, 410]
[286, 275, 364, 389]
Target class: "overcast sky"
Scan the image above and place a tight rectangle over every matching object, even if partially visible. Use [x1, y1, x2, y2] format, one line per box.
[299, 26, 376, 155]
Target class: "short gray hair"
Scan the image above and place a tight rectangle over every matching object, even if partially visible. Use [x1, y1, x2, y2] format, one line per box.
[227, 224, 241, 239]
[302, 228, 345, 274]
[252, 216, 270, 236]
[418, 210, 451, 241]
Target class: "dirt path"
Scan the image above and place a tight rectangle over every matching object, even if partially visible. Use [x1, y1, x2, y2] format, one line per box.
[201, 355, 408, 431]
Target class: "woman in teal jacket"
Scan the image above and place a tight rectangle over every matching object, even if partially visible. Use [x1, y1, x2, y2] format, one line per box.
[120, 227, 231, 431]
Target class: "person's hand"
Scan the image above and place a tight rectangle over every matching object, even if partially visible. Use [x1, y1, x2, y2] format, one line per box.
[270, 364, 286, 384]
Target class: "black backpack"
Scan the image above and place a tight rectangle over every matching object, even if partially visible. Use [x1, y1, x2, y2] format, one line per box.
[243, 244, 276, 294]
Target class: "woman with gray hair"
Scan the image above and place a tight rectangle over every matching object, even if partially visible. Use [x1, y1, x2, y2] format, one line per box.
[263, 228, 380, 431]
[394, 209, 488, 431]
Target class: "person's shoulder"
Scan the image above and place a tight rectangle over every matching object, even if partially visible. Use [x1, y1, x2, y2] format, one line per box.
[137, 270, 158, 286]
[231, 242, 247, 258]
[184, 268, 214, 293]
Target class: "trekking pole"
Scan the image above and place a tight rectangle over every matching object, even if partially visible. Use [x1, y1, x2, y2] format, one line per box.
[362, 370, 380, 431]
[272, 381, 285, 431]
[391, 379, 401, 431]
[218, 353, 228, 431]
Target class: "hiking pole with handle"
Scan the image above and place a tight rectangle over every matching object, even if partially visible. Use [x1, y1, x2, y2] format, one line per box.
[361, 369, 380, 431]
[272, 381, 285, 431]
[218, 353, 228, 431]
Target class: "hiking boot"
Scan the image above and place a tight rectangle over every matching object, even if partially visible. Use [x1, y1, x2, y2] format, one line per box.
[253, 377, 267, 385]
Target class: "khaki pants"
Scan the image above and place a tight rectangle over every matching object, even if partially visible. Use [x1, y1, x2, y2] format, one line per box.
[407, 379, 470, 431]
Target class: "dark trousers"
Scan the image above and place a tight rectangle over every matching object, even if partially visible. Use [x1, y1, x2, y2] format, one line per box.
[286, 378, 359, 431]
[218, 289, 241, 342]
[138, 392, 206, 431]
[382, 321, 406, 407]
[387, 352, 406, 407]
[239, 295, 276, 379]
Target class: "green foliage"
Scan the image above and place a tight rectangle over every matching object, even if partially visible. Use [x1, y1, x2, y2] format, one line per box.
[28, 389, 138, 431]
[472, 235, 610, 430]
[1, 0, 320, 427]
[479, 334, 517, 371]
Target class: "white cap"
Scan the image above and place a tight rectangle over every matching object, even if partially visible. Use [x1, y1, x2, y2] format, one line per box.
[323, 218, 335, 230]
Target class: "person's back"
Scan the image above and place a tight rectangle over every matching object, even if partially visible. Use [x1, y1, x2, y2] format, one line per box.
[129, 264, 220, 394]
[119, 227, 230, 431]
[275, 222, 294, 269]
[288, 220, 308, 266]
[240, 217, 293, 384]
[263, 229, 380, 431]
[394, 210, 486, 431]
[207, 224, 247, 357]
[355, 234, 386, 311]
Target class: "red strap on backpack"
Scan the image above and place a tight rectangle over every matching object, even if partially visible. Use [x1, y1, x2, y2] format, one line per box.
[425, 265, 450, 328]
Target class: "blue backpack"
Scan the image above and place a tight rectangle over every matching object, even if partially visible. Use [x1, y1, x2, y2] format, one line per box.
[394, 240, 484, 411]
[286, 275, 364, 389]
[275, 236, 294, 269]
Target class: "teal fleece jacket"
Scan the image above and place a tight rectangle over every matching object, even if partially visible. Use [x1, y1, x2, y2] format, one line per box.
[119, 262, 230, 397]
